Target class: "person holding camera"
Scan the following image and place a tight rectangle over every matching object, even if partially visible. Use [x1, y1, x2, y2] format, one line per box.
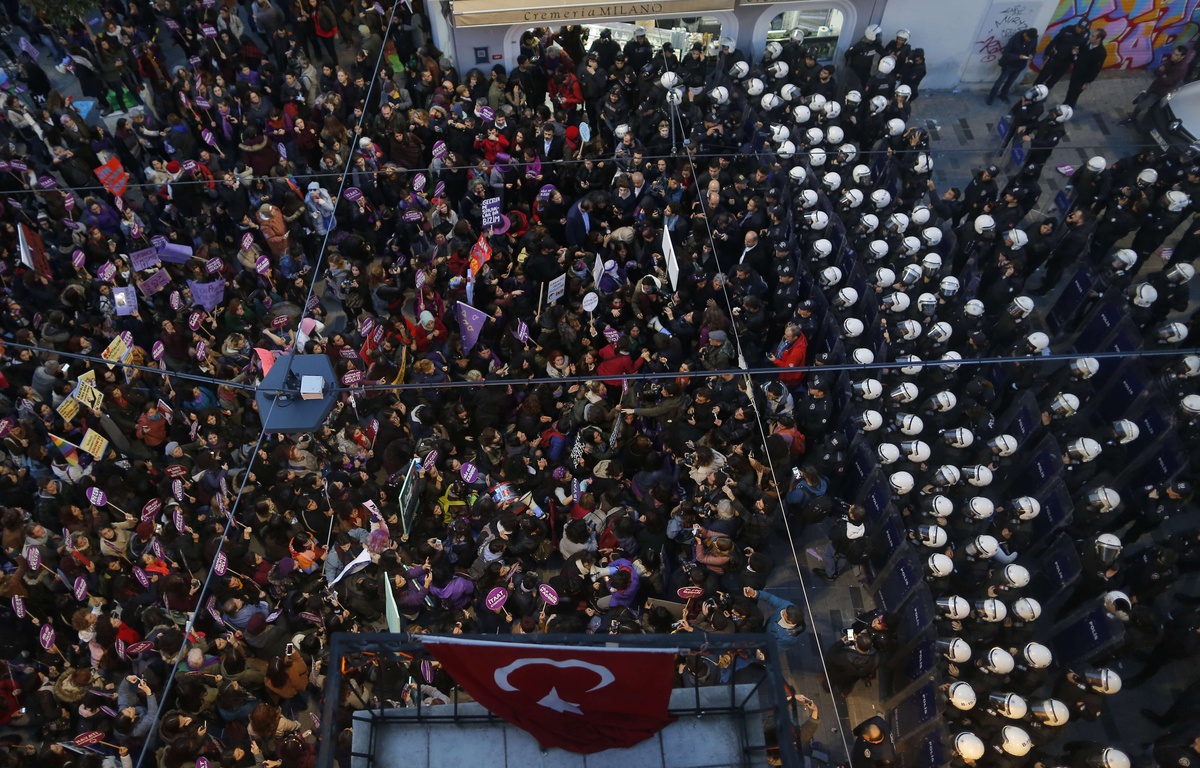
[743, 587, 806, 651]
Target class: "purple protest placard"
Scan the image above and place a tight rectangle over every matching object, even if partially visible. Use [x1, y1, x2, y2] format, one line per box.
[10, 160, 26, 172]
[432, 140, 447, 159]
[133, 567, 150, 588]
[403, 209, 422, 222]
[478, 106, 495, 122]
[195, 97, 211, 109]
[126, 640, 154, 654]
[172, 479, 184, 501]
[139, 268, 171, 297]
[434, 181, 446, 197]
[11, 596, 24, 618]
[213, 551, 228, 575]
[485, 587, 508, 611]
[254, 255, 269, 274]
[187, 279, 225, 311]
[150, 539, 163, 559]
[73, 576, 88, 602]
[201, 129, 217, 146]
[37, 176, 56, 190]
[515, 320, 529, 343]
[344, 187, 363, 201]
[538, 583, 559, 605]
[188, 312, 202, 331]
[62, 218, 81, 231]
[5, 198, 20, 211]
[413, 173, 426, 192]
[481, 197, 501, 229]
[158, 242, 193, 264]
[87, 487, 107, 506]
[114, 286, 137, 316]
[206, 257, 223, 274]
[201, 23, 216, 37]
[38, 624, 55, 650]
[164, 18, 179, 30]
[25, 546, 40, 571]
[97, 262, 116, 282]
[173, 508, 186, 532]
[422, 449, 438, 470]
[604, 327, 620, 344]
[71, 250, 85, 268]
[677, 585, 705, 599]
[196, 339, 208, 359]
[339, 347, 358, 359]
[460, 462, 478, 483]
[342, 370, 363, 385]
[240, 232, 254, 251]
[141, 498, 161, 520]
[169, 291, 182, 310]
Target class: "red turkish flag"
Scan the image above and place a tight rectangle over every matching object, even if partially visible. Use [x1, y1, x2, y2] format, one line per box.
[423, 637, 676, 753]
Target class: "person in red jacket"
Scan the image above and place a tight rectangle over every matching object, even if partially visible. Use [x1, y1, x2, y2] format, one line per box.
[549, 70, 584, 113]
[768, 323, 809, 388]
[473, 125, 510, 164]
[412, 311, 449, 353]
[597, 337, 650, 388]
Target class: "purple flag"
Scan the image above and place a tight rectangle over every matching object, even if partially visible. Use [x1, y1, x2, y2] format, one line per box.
[455, 301, 488, 353]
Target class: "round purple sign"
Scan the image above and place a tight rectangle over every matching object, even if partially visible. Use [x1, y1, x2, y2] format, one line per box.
[188, 312, 202, 331]
[38, 624, 55, 650]
[422, 449, 438, 471]
[206, 257, 222, 274]
[342, 370, 363, 385]
[432, 140, 447, 159]
[73, 576, 88, 602]
[213, 551, 228, 575]
[196, 340, 208, 359]
[11, 596, 24, 618]
[173, 508, 186, 532]
[434, 181, 446, 197]
[133, 567, 150, 588]
[485, 587, 508, 611]
[413, 173, 427, 192]
[241, 233, 254, 251]
[538, 583, 560, 605]
[255, 255, 270, 275]
[71, 250, 85, 268]
[170, 291, 183, 310]
[538, 184, 556, 201]
[37, 176, 56, 189]
[460, 462, 479, 483]
[478, 106, 495, 122]
[25, 546, 40, 571]
[172, 479, 184, 501]
[86, 487, 107, 506]
[141, 498, 162, 520]
[344, 187, 363, 201]
[97, 262, 116, 282]
[151, 341, 165, 361]
[403, 209, 422, 222]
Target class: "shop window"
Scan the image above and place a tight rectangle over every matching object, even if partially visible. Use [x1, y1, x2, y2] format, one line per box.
[767, 8, 843, 61]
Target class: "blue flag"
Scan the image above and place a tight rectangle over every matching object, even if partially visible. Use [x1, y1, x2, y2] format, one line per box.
[456, 301, 488, 353]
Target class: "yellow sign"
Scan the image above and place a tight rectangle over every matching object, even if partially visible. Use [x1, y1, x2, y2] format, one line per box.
[77, 369, 96, 387]
[101, 336, 130, 370]
[74, 381, 104, 411]
[57, 396, 80, 421]
[452, 0, 732, 26]
[80, 428, 109, 460]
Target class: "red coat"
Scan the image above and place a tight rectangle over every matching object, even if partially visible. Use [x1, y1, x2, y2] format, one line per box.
[596, 343, 644, 387]
[413, 319, 449, 352]
[549, 74, 584, 109]
[772, 333, 809, 387]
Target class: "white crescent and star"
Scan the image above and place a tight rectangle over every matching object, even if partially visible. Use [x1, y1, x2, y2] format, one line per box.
[493, 658, 616, 715]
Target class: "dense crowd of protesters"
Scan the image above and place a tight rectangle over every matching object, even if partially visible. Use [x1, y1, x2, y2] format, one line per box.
[0, 4, 1196, 767]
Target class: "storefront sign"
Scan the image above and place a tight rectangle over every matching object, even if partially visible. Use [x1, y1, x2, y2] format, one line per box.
[452, 0, 732, 26]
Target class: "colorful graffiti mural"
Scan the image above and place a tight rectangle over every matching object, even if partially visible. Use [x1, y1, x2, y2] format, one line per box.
[1041, 0, 1200, 70]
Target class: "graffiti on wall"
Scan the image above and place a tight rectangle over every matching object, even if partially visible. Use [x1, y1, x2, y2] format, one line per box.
[1042, 0, 1200, 70]
[962, 0, 1043, 82]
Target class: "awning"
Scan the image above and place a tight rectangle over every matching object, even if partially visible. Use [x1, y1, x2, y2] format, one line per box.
[452, 0, 734, 27]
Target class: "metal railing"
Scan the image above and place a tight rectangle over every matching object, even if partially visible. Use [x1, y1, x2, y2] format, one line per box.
[316, 632, 803, 768]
